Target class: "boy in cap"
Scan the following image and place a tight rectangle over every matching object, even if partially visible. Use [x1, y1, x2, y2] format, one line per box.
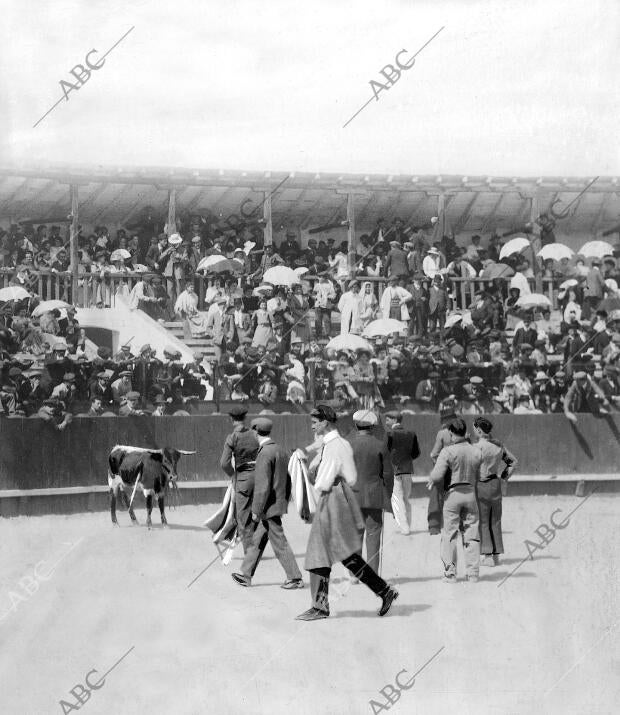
[295, 405, 399, 621]
[220, 404, 260, 554]
[385, 410, 420, 535]
[232, 417, 303, 589]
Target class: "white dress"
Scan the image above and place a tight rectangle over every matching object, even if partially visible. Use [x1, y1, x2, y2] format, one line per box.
[338, 291, 362, 334]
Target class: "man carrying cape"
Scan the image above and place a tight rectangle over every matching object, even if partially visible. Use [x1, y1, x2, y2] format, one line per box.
[294, 404, 399, 621]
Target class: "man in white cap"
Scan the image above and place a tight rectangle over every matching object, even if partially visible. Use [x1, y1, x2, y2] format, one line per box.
[295, 405, 399, 621]
[347, 409, 393, 573]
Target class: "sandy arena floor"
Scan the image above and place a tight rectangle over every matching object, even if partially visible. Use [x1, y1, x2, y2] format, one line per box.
[0, 493, 618, 715]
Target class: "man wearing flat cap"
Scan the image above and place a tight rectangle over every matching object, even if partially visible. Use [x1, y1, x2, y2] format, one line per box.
[385, 411, 420, 535]
[232, 417, 303, 589]
[295, 405, 399, 621]
[89, 371, 114, 408]
[220, 404, 260, 555]
[51, 372, 76, 408]
[118, 391, 147, 416]
[111, 370, 133, 404]
[347, 409, 393, 575]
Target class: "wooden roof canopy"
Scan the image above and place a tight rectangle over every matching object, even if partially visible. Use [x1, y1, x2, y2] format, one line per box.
[0, 163, 618, 236]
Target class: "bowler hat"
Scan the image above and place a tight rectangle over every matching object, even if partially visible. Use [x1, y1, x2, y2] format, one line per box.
[126, 391, 140, 400]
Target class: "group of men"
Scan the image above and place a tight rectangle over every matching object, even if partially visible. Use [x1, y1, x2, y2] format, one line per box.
[216, 401, 517, 619]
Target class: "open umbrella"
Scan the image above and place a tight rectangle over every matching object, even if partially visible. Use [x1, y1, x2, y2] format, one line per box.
[196, 255, 227, 271]
[31, 299, 71, 317]
[578, 240, 614, 259]
[499, 237, 531, 260]
[559, 278, 579, 290]
[479, 263, 515, 280]
[326, 334, 374, 353]
[515, 293, 552, 308]
[198, 258, 243, 274]
[294, 266, 309, 277]
[444, 313, 464, 329]
[0, 286, 30, 301]
[252, 284, 274, 297]
[263, 266, 301, 287]
[598, 297, 620, 313]
[537, 243, 574, 261]
[362, 318, 406, 337]
[110, 249, 131, 262]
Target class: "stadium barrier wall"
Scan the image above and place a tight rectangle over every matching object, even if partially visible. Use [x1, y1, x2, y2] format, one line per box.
[1, 414, 619, 492]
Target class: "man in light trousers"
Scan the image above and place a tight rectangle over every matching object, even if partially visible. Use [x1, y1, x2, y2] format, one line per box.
[427, 418, 482, 582]
[384, 410, 420, 535]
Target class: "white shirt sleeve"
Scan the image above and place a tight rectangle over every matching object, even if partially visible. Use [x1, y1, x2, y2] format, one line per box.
[314, 436, 357, 492]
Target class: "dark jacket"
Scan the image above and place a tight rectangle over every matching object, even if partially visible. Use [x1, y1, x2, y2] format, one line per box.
[348, 430, 394, 512]
[387, 425, 420, 474]
[251, 439, 291, 519]
[220, 425, 259, 484]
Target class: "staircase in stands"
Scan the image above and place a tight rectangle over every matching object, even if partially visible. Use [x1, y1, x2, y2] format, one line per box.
[162, 321, 217, 362]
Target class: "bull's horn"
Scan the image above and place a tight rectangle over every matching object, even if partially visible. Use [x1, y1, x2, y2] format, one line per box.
[176, 449, 197, 455]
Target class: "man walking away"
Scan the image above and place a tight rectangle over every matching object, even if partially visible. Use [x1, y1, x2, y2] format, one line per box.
[220, 405, 260, 554]
[232, 418, 303, 589]
[348, 410, 394, 572]
[427, 418, 482, 583]
[473, 417, 518, 566]
[295, 405, 399, 621]
[385, 410, 420, 535]
[428, 399, 458, 534]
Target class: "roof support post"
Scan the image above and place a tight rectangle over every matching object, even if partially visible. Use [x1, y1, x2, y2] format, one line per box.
[263, 190, 273, 247]
[347, 192, 356, 278]
[69, 184, 79, 304]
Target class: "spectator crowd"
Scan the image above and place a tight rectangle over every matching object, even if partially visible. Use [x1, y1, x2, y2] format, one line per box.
[1, 209, 620, 420]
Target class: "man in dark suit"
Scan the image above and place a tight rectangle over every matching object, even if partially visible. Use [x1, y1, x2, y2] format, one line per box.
[232, 418, 303, 589]
[385, 410, 420, 535]
[220, 405, 260, 555]
[512, 314, 538, 354]
[347, 410, 394, 573]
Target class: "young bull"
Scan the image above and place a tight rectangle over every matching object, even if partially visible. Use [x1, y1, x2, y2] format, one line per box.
[108, 445, 195, 528]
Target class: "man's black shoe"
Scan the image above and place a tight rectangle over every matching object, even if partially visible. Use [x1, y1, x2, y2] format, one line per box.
[378, 587, 399, 616]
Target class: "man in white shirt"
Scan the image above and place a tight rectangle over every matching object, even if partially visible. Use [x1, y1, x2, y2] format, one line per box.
[295, 404, 399, 621]
[313, 276, 336, 338]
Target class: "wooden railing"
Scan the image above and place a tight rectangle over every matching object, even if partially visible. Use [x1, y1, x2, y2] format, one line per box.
[0, 269, 560, 311]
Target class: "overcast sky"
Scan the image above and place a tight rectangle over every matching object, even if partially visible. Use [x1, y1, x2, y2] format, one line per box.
[1, 0, 619, 177]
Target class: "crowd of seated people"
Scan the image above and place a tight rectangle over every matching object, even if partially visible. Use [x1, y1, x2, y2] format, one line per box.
[2, 210, 620, 417]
